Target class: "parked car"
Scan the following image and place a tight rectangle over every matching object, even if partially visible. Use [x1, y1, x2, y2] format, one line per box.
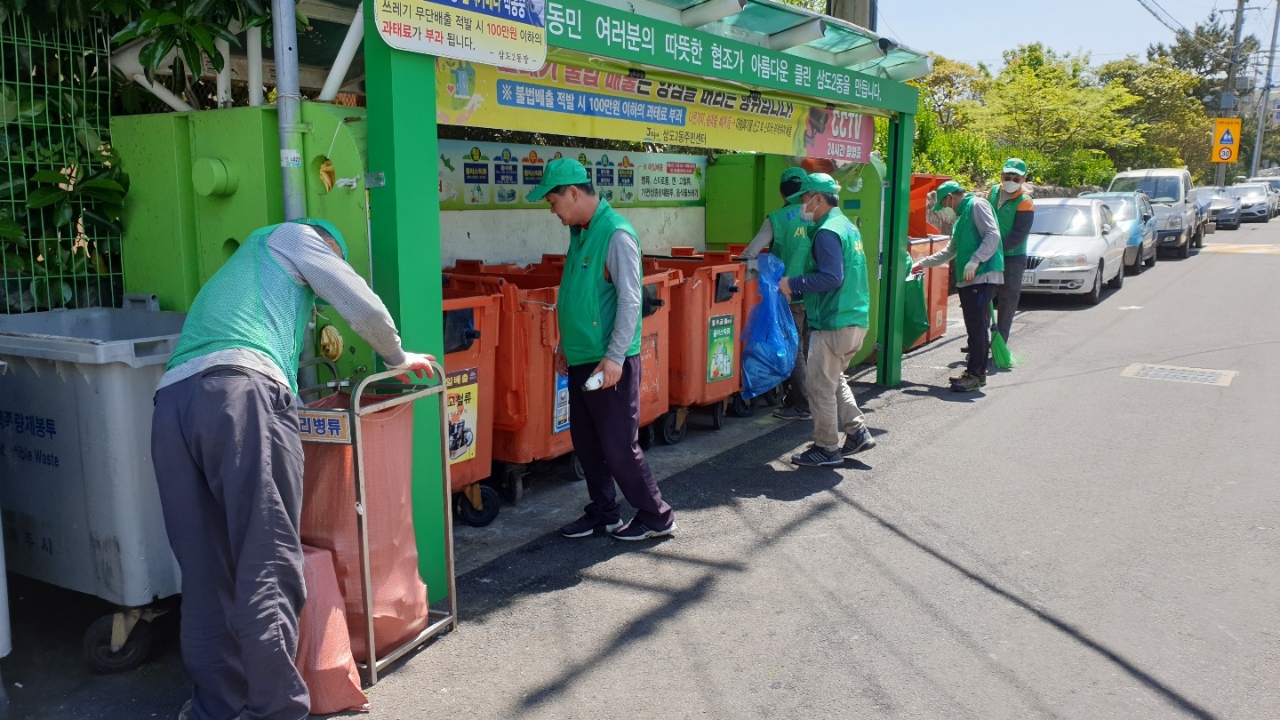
[1246, 176, 1280, 216]
[1023, 198, 1129, 305]
[1227, 183, 1271, 223]
[1107, 168, 1199, 258]
[1078, 192, 1158, 274]
[1188, 187, 1217, 235]
[1207, 187, 1243, 230]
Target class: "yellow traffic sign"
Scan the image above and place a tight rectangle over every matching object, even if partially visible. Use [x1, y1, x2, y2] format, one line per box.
[1213, 118, 1243, 164]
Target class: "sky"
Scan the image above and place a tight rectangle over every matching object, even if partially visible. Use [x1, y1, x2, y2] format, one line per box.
[878, 0, 1280, 73]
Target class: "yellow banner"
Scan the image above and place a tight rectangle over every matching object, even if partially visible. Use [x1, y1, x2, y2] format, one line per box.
[436, 59, 875, 160]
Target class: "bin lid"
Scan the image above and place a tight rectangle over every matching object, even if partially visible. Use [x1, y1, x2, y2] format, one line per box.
[0, 308, 187, 368]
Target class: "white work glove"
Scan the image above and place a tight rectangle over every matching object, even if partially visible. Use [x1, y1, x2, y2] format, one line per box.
[963, 260, 980, 283]
[389, 351, 437, 379]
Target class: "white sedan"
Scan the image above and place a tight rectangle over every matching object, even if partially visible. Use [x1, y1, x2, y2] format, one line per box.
[1022, 198, 1129, 305]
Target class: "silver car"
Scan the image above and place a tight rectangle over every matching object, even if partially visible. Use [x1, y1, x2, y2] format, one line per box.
[1022, 199, 1129, 306]
[1228, 184, 1272, 223]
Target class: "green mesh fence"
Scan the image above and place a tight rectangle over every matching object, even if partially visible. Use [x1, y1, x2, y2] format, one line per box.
[0, 15, 123, 314]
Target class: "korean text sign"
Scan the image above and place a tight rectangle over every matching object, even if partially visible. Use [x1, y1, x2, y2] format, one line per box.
[375, 0, 548, 71]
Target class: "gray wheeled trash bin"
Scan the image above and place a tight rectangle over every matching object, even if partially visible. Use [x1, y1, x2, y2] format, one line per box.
[0, 305, 186, 673]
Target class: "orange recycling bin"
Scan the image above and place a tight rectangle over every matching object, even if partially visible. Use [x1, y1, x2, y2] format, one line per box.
[469, 261, 678, 449]
[644, 253, 746, 443]
[906, 237, 952, 347]
[909, 173, 953, 239]
[439, 277, 502, 526]
[443, 273, 570, 504]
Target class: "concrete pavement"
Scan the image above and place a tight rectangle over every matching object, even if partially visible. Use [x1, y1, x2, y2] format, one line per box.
[363, 222, 1280, 719]
[3, 221, 1278, 719]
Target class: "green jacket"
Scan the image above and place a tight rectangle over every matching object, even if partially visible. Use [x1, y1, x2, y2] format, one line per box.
[558, 199, 643, 366]
[987, 186, 1033, 256]
[953, 195, 1004, 279]
[803, 208, 870, 331]
[768, 202, 814, 278]
[167, 222, 322, 392]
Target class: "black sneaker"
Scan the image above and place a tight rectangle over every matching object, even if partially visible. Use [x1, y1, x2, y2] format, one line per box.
[611, 519, 677, 541]
[560, 514, 624, 538]
[791, 445, 844, 466]
[950, 374, 987, 392]
[841, 427, 877, 456]
[772, 406, 812, 421]
[950, 369, 971, 383]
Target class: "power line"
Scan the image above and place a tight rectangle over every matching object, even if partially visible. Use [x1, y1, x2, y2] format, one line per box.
[1134, 0, 1237, 63]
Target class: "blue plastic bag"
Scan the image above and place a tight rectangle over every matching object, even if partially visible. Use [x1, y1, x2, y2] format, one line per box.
[741, 253, 799, 400]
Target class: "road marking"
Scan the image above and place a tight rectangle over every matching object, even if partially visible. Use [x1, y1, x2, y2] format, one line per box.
[1122, 363, 1237, 386]
[1119, 306, 1143, 310]
[1200, 243, 1280, 255]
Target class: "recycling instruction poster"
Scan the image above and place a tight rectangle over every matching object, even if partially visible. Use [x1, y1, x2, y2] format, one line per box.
[707, 314, 735, 382]
[439, 139, 705, 209]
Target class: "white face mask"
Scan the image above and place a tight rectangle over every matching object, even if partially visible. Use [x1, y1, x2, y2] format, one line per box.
[800, 198, 817, 223]
[1002, 180, 1022, 194]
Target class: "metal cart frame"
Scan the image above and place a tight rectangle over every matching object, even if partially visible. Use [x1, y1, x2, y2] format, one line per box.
[299, 361, 458, 686]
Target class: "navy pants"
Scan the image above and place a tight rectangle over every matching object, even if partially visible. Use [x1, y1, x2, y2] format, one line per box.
[151, 367, 310, 720]
[959, 283, 999, 378]
[568, 356, 674, 530]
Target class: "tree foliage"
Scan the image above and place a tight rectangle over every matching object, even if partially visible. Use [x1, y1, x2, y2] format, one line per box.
[1147, 17, 1259, 112]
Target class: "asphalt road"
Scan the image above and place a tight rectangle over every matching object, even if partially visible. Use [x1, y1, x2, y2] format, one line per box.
[4, 221, 1278, 720]
[363, 222, 1280, 719]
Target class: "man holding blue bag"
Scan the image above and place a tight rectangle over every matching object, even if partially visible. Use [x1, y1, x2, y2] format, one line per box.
[777, 173, 877, 467]
[741, 167, 815, 420]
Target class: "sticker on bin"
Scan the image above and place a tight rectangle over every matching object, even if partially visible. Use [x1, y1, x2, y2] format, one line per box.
[447, 368, 479, 463]
[707, 314, 735, 382]
[553, 373, 571, 433]
[299, 410, 351, 444]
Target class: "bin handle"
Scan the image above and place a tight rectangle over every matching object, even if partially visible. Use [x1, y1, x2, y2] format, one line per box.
[132, 339, 171, 360]
[352, 360, 446, 417]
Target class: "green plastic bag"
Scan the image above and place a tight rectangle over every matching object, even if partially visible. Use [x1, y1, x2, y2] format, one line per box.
[902, 273, 930, 350]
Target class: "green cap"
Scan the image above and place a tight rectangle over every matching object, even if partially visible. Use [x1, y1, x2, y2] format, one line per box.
[527, 157, 591, 202]
[780, 167, 808, 185]
[785, 172, 842, 203]
[931, 180, 966, 211]
[296, 218, 347, 260]
[1002, 158, 1028, 176]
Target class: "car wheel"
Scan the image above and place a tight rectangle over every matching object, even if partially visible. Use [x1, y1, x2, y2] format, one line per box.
[1108, 258, 1125, 289]
[1144, 246, 1157, 268]
[1083, 263, 1103, 306]
[1127, 248, 1142, 275]
[1193, 225, 1204, 248]
[1177, 232, 1191, 258]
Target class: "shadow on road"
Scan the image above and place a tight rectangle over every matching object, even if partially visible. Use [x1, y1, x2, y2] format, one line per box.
[829, 491, 1220, 720]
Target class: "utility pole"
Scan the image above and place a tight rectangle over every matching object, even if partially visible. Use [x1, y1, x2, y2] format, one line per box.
[1251, 2, 1280, 176]
[1218, 0, 1249, 187]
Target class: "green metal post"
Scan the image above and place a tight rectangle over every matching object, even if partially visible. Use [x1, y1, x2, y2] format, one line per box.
[363, 4, 448, 602]
[877, 112, 915, 388]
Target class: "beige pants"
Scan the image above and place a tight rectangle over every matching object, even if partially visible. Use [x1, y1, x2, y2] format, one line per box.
[805, 326, 868, 451]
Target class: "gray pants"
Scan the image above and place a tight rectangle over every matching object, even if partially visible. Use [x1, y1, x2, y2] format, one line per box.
[151, 367, 310, 720]
[784, 303, 812, 411]
[806, 326, 868, 451]
[996, 255, 1027, 342]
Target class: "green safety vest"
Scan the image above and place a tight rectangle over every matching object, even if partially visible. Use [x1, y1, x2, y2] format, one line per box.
[953, 194, 1004, 280]
[167, 220, 346, 392]
[558, 199, 644, 366]
[803, 207, 870, 331]
[987, 186, 1031, 257]
[767, 201, 814, 278]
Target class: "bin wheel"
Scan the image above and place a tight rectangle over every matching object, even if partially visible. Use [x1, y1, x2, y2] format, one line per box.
[639, 424, 656, 450]
[84, 614, 152, 674]
[762, 385, 785, 407]
[730, 393, 754, 418]
[661, 411, 687, 445]
[710, 400, 726, 430]
[572, 454, 586, 481]
[454, 485, 501, 527]
[498, 463, 528, 505]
